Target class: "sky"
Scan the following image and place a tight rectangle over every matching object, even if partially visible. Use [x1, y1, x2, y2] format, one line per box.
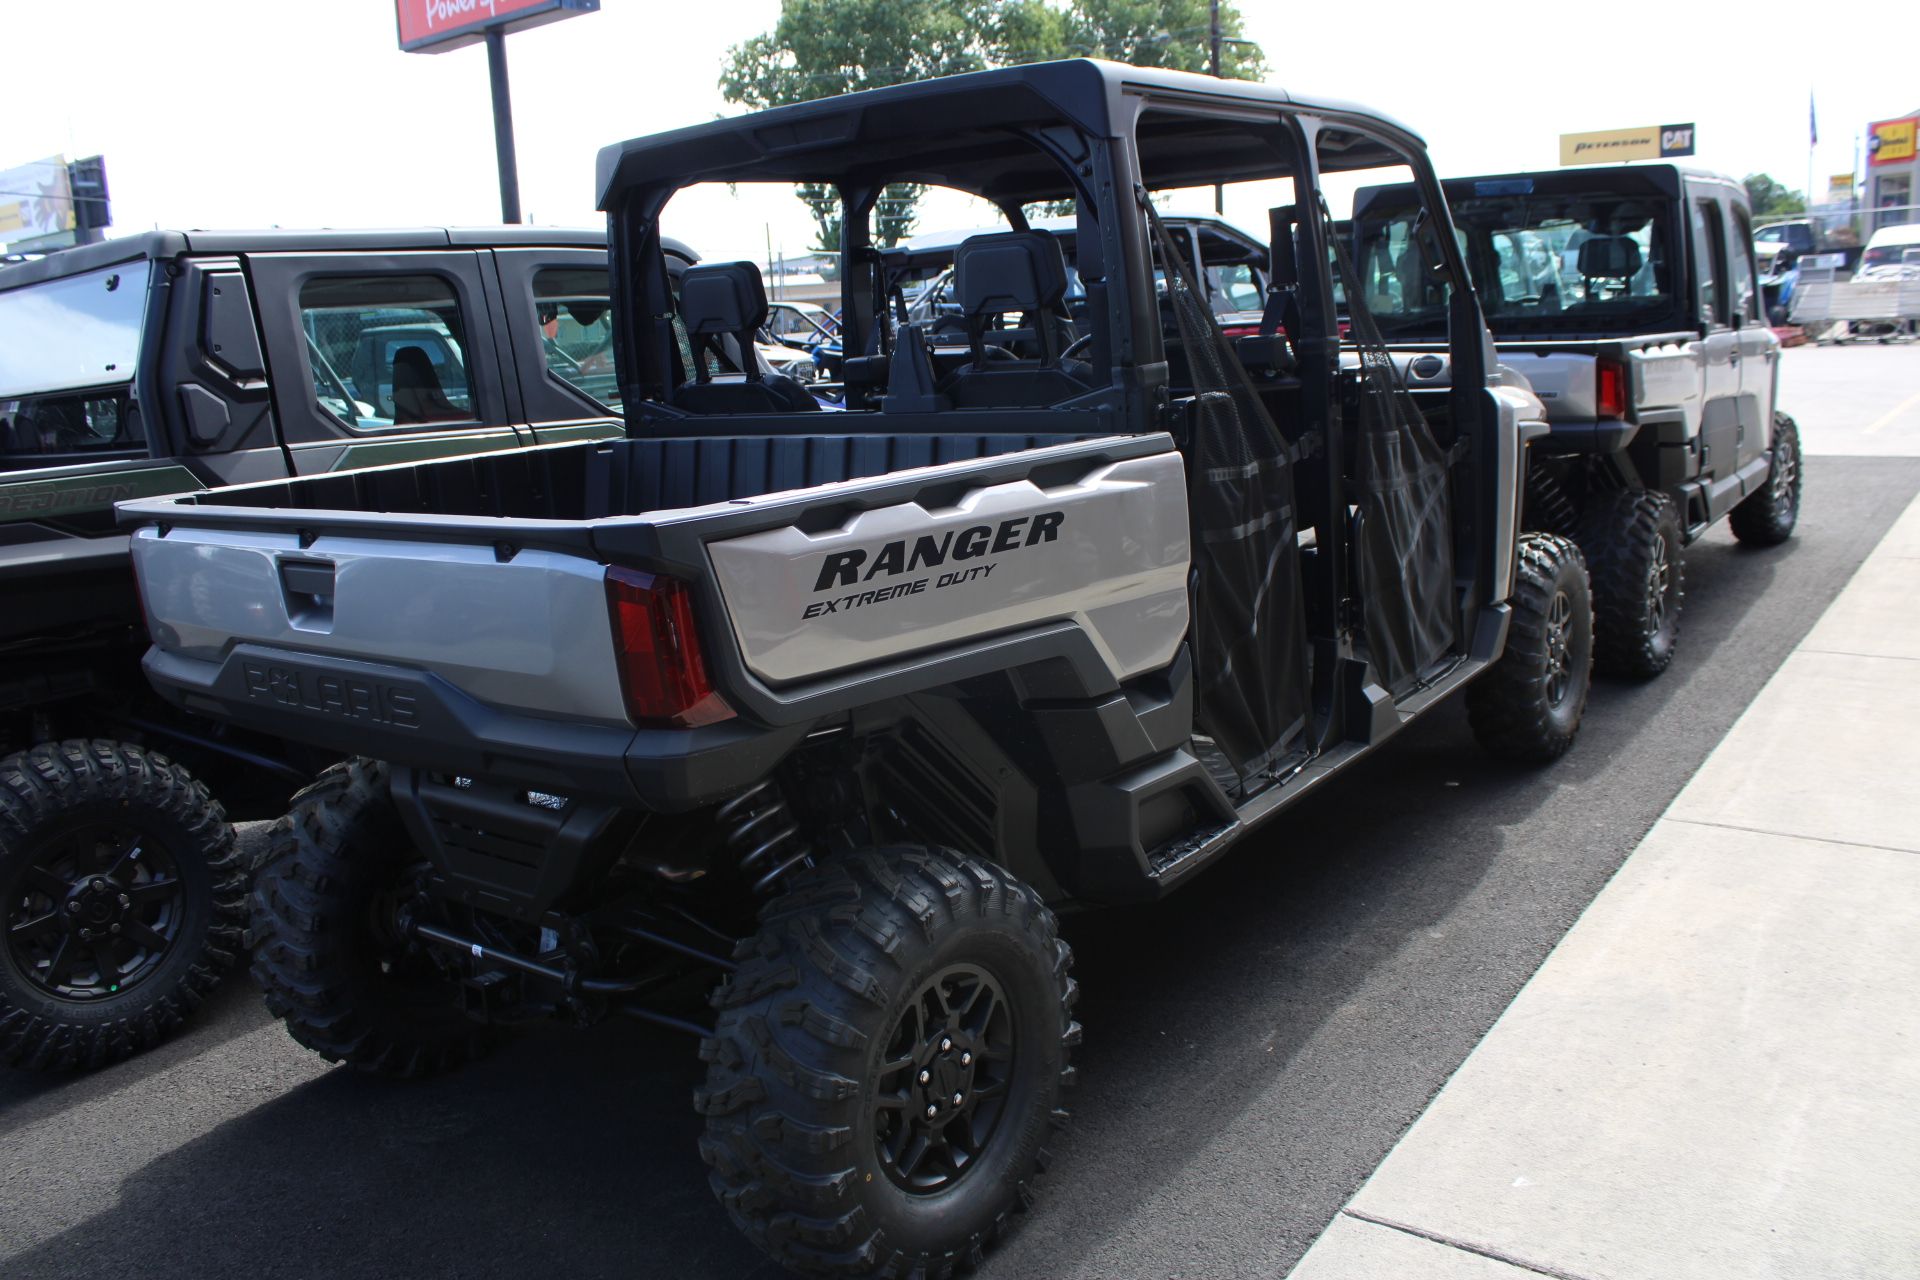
[2, 0, 1912, 261]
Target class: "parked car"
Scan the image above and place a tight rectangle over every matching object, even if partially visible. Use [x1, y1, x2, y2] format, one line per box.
[1752, 217, 1861, 273]
[0, 226, 691, 1071]
[125, 60, 1593, 1277]
[1354, 165, 1802, 679]
[1854, 222, 1920, 277]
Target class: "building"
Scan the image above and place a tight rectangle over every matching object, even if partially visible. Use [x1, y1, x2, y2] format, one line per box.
[1866, 111, 1919, 229]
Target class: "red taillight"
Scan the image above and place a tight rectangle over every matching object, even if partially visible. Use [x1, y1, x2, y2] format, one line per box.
[1219, 323, 1262, 338]
[1596, 357, 1628, 419]
[605, 567, 733, 727]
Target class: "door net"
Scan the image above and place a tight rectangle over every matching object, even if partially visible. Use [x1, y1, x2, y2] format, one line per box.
[1326, 214, 1458, 694]
[1146, 201, 1311, 785]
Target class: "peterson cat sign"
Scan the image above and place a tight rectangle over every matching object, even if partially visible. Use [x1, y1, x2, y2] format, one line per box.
[396, 0, 598, 54]
[1559, 124, 1696, 166]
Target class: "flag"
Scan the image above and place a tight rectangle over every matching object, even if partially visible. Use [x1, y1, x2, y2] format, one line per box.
[1810, 93, 1818, 146]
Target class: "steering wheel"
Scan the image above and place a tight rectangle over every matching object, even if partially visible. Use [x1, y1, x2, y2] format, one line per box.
[1062, 333, 1095, 360]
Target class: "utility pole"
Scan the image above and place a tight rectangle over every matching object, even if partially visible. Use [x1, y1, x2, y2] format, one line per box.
[1210, 0, 1224, 214]
[486, 26, 523, 225]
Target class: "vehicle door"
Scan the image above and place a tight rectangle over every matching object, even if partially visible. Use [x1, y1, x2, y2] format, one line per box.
[244, 250, 525, 475]
[492, 247, 707, 446]
[1686, 193, 1742, 501]
[1725, 202, 1775, 467]
[490, 247, 628, 446]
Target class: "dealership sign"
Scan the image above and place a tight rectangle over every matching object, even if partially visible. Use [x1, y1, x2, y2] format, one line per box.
[0, 155, 75, 252]
[1559, 124, 1696, 166]
[396, 0, 598, 54]
[1867, 117, 1918, 168]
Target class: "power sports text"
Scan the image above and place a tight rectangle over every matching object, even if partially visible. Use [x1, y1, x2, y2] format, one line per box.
[803, 511, 1065, 620]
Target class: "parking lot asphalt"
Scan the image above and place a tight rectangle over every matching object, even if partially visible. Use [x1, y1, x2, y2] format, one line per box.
[4, 434, 1918, 1276]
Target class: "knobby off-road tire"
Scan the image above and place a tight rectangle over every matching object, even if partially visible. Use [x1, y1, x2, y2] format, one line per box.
[1468, 534, 1595, 764]
[0, 740, 242, 1071]
[1577, 489, 1684, 679]
[1729, 411, 1803, 548]
[699, 847, 1079, 1279]
[250, 758, 490, 1078]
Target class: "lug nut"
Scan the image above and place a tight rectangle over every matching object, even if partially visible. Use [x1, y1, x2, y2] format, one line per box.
[91, 879, 105, 891]
[110, 924, 121, 935]
[79, 928, 91, 940]
[925, 1104, 938, 1118]
[67, 902, 82, 913]
[960, 1052, 972, 1066]
[118, 894, 130, 908]
[939, 1038, 952, 1052]
[952, 1092, 963, 1105]
[918, 1070, 930, 1085]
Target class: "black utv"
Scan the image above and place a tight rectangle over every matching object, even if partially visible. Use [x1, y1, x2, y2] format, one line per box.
[0, 227, 657, 1070]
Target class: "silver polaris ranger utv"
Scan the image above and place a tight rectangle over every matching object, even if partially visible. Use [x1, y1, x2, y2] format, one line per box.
[122, 61, 1592, 1278]
[1353, 166, 1803, 677]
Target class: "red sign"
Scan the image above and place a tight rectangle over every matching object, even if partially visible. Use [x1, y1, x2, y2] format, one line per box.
[396, 0, 598, 54]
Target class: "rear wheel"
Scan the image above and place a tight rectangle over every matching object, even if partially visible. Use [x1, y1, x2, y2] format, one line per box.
[699, 847, 1077, 1278]
[1729, 412, 1802, 548]
[0, 740, 241, 1072]
[250, 758, 489, 1078]
[1578, 490, 1684, 678]
[1468, 534, 1594, 764]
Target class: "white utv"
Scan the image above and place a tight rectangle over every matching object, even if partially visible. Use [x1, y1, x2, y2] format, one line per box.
[122, 61, 1593, 1278]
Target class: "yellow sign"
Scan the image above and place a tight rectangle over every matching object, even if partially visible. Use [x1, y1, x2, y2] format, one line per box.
[1868, 116, 1917, 167]
[1828, 173, 1854, 202]
[1559, 124, 1695, 166]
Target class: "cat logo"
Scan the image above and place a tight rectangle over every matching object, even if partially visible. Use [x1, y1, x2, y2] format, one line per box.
[1659, 126, 1696, 158]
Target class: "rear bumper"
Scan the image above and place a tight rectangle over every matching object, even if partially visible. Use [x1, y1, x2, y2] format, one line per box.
[142, 644, 805, 811]
[1539, 417, 1639, 453]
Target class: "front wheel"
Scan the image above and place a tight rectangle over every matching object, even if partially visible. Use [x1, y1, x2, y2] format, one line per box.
[0, 741, 243, 1071]
[1729, 412, 1802, 548]
[1578, 490, 1684, 679]
[1468, 533, 1595, 764]
[699, 847, 1078, 1278]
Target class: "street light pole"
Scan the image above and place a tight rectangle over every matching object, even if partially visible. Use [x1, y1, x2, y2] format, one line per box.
[1210, 0, 1224, 214]
[486, 25, 523, 225]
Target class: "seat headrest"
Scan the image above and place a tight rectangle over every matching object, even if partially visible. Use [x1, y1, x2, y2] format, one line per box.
[1578, 236, 1642, 279]
[680, 262, 770, 336]
[954, 231, 1069, 317]
[392, 345, 439, 387]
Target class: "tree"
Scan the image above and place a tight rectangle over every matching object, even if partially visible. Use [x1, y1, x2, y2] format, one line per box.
[1743, 174, 1806, 219]
[721, 1, 1002, 254]
[720, 0, 1266, 250]
[1055, 0, 1265, 76]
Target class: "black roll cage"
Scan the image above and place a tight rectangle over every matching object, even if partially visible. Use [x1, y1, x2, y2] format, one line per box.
[599, 59, 1489, 451]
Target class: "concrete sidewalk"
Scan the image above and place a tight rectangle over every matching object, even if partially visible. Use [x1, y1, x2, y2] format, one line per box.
[1287, 497, 1920, 1280]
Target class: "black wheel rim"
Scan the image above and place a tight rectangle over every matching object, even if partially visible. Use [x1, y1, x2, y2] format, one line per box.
[5, 823, 186, 1002]
[1544, 589, 1575, 706]
[873, 964, 1015, 1194]
[1646, 532, 1675, 634]
[1773, 436, 1799, 514]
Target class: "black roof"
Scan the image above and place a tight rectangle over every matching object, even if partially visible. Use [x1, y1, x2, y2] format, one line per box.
[1354, 164, 1749, 218]
[597, 59, 1422, 208]
[0, 226, 618, 292]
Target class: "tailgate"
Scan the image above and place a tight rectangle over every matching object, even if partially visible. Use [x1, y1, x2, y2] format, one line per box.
[132, 527, 629, 726]
[1496, 348, 1597, 421]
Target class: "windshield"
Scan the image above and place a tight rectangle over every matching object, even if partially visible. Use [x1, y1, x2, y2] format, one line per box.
[1357, 190, 1677, 336]
[0, 259, 153, 399]
[1861, 241, 1920, 270]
